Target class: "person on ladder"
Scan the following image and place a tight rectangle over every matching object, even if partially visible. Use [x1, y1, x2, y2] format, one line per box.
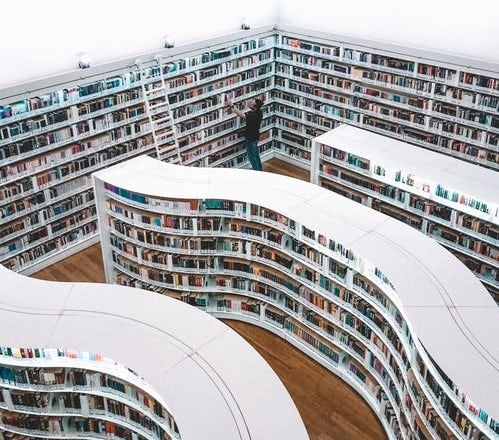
[227, 97, 264, 171]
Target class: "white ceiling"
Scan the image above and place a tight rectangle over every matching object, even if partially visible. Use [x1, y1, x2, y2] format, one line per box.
[1, 0, 498, 89]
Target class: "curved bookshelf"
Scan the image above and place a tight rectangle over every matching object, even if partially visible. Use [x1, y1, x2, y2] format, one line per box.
[93, 155, 499, 440]
[0, 263, 308, 439]
[0, 347, 179, 440]
[310, 124, 499, 302]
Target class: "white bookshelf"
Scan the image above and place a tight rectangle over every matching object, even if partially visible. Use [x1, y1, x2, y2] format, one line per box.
[93, 155, 499, 440]
[272, 25, 498, 171]
[0, 262, 308, 440]
[310, 124, 499, 302]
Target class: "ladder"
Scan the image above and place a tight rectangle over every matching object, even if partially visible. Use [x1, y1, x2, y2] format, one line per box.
[137, 59, 181, 164]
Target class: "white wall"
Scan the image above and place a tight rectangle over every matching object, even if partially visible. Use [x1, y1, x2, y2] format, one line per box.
[1, 0, 497, 89]
[277, 0, 499, 64]
[0, 0, 276, 88]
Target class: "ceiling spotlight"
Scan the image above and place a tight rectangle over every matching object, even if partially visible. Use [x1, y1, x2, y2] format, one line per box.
[164, 36, 175, 49]
[78, 54, 91, 69]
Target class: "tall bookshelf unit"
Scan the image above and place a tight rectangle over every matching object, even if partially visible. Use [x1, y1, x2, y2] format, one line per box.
[0, 23, 498, 277]
[0, 263, 308, 440]
[93, 155, 499, 440]
[0, 27, 276, 275]
[271, 25, 498, 172]
[310, 124, 499, 302]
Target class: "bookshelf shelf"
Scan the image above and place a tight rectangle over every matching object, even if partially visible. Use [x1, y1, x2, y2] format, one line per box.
[272, 26, 498, 171]
[93, 155, 499, 440]
[311, 124, 499, 302]
[0, 354, 179, 439]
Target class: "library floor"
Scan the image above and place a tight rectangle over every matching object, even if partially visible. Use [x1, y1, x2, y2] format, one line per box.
[30, 159, 387, 440]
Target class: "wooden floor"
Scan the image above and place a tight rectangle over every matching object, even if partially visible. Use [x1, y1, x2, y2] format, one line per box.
[31, 159, 387, 440]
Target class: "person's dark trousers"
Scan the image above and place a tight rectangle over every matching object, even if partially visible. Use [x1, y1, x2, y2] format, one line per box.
[246, 140, 263, 171]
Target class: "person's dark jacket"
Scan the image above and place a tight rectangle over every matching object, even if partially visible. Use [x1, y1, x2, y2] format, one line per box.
[244, 109, 263, 141]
